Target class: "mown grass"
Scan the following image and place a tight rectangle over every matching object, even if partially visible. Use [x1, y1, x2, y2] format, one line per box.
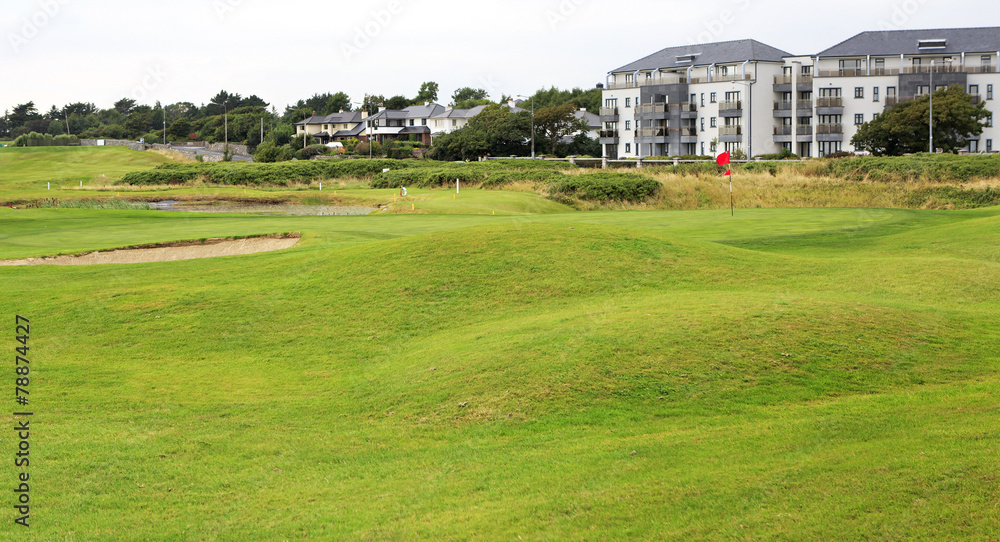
[1, 205, 999, 540]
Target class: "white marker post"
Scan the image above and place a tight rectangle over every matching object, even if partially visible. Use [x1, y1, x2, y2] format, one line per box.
[456, 179, 460, 194]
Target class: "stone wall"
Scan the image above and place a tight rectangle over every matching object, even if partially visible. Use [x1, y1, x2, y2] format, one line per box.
[80, 139, 145, 151]
[206, 142, 250, 156]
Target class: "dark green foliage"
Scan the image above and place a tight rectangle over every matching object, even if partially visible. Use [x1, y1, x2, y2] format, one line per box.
[825, 154, 1000, 182]
[550, 173, 661, 202]
[117, 159, 412, 187]
[370, 164, 567, 189]
[904, 186, 1000, 208]
[741, 162, 779, 175]
[12, 132, 80, 147]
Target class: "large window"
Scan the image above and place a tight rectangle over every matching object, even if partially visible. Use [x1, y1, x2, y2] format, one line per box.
[625, 143, 631, 153]
[625, 97, 631, 108]
[989, 85, 994, 100]
[873, 87, 879, 102]
[855, 114, 864, 125]
[855, 87, 864, 99]
[710, 92, 717, 103]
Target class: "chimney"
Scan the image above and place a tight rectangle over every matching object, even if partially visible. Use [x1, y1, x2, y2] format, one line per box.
[339, 108, 344, 113]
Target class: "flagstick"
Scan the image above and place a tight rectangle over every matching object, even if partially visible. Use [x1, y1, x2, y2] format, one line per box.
[729, 165, 733, 216]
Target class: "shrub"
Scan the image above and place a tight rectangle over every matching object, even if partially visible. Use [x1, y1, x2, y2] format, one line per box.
[550, 173, 660, 202]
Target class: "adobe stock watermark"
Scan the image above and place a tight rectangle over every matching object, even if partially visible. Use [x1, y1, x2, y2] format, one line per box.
[877, 0, 931, 32]
[7, 0, 73, 54]
[130, 65, 169, 102]
[687, 0, 752, 45]
[546, 0, 589, 29]
[341, 1, 404, 63]
[214, 0, 245, 21]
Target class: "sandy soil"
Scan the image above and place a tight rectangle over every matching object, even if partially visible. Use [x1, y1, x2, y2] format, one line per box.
[0, 235, 300, 266]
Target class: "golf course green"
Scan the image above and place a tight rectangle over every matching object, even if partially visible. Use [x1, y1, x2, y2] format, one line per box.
[1, 147, 998, 540]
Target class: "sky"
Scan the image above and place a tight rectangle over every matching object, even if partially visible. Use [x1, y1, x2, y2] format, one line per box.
[2, 0, 998, 114]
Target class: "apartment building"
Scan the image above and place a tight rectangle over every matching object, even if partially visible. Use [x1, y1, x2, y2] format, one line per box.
[602, 39, 791, 159]
[604, 27, 1000, 158]
[803, 27, 1000, 156]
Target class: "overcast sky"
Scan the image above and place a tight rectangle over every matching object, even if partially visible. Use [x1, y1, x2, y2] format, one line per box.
[2, 0, 997, 114]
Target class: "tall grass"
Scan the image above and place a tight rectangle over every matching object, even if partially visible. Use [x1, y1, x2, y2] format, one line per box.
[29, 197, 153, 210]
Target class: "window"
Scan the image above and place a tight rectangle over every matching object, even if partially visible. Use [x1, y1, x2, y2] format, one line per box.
[887, 86, 897, 97]
[605, 98, 617, 108]
[625, 143, 632, 153]
[624, 120, 631, 130]
[422, 119, 427, 126]
[451, 119, 457, 127]
[801, 65, 812, 75]
[409, 119, 414, 126]
[874, 58, 885, 72]
[721, 65, 729, 76]
[873, 87, 879, 102]
[690, 94, 697, 105]
[819, 88, 841, 97]
[983, 55, 992, 72]
[970, 84, 979, 97]
[700, 118, 705, 131]
[840, 59, 862, 73]
[855, 87, 864, 99]
[988, 114, 994, 128]
[855, 114, 864, 125]
[913, 58, 922, 67]
[987, 139, 993, 152]
[916, 85, 929, 96]
[701, 142, 705, 155]
[710, 92, 717, 103]
[625, 73, 633, 84]
[725, 91, 740, 102]
[625, 97, 631, 108]
[989, 85, 994, 100]
[710, 117, 717, 128]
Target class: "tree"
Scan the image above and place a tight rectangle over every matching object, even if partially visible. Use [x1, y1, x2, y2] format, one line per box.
[452, 87, 489, 104]
[429, 104, 531, 161]
[385, 95, 410, 110]
[168, 118, 192, 140]
[852, 85, 991, 155]
[114, 98, 137, 115]
[206, 90, 240, 116]
[414, 81, 439, 104]
[534, 104, 588, 155]
[323, 92, 352, 115]
[241, 95, 269, 108]
[521, 86, 602, 115]
[361, 94, 385, 114]
[9, 102, 40, 130]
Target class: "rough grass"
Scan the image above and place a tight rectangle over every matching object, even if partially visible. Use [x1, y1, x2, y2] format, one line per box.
[1, 206, 999, 539]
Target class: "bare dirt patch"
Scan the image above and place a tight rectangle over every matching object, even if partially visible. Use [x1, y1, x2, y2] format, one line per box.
[0, 233, 301, 266]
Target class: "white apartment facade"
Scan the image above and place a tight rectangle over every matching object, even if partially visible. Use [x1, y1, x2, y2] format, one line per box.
[604, 28, 1000, 158]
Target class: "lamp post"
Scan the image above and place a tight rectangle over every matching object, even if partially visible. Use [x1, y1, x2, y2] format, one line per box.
[929, 58, 951, 153]
[517, 94, 535, 158]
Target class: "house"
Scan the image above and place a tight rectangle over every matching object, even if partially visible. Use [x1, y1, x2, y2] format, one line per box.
[294, 111, 366, 144]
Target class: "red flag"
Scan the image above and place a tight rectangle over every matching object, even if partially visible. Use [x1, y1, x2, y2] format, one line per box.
[724, 169, 731, 176]
[716, 151, 730, 167]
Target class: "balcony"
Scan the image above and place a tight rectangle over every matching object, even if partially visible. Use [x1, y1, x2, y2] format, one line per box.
[599, 107, 619, 121]
[719, 126, 742, 136]
[797, 125, 813, 136]
[691, 73, 752, 84]
[638, 127, 670, 142]
[673, 102, 697, 112]
[599, 130, 619, 144]
[818, 68, 901, 77]
[969, 94, 982, 104]
[817, 123, 843, 134]
[773, 126, 793, 135]
[816, 97, 844, 107]
[885, 96, 899, 107]
[720, 100, 742, 111]
[774, 101, 793, 111]
[637, 103, 667, 115]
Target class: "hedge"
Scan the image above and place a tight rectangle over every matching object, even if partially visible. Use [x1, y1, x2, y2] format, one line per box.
[550, 173, 661, 202]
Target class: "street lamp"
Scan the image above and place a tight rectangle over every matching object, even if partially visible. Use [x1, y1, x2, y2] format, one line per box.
[929, 58, 952, 153]
[517, 94, 535, 158]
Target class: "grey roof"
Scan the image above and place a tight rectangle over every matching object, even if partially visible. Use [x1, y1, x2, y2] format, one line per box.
[399, 126, 431, 134]
[368, 103, 446, 120]
[431, 105, 487, 119]
[333, 124, 365, 137]
[575, 110, 600, 129]
[611, 39, 791, 74]
[818, 27, 1000, 57]
[295, 111, 362, 126]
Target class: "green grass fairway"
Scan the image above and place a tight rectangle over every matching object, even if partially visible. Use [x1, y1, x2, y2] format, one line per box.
[0, 147, 176, 202]
[2, 204, 1000, 540]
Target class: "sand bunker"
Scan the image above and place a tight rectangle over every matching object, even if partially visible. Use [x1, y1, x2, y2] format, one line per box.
[0, 234, 300, 266]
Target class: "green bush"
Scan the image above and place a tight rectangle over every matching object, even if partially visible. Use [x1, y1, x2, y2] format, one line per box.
[904, 186, 1000, 208]
[550, 173, 661, 202]
[117, 159, 413, 187]
[826, 154, 1000, 182]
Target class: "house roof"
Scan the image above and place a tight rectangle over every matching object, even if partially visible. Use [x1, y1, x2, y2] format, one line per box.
[432, 105, 488, 119]
[575, 110, 600, 129]
[295, 111, 363, 126]
[610, 39, 791, 74]
[399, 126, 431, 134]
[333, 124, 365, 137]
[818, 27, 1000, 57]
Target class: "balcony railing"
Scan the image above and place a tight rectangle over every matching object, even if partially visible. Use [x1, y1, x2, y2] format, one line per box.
[609, 73, 689, 89]
[719, 100, 742, 111]
[817, 97, 844, 108]
[774, 75, 814, 84]
[691, 73, 752, 84]
[797, 126, 813, 136]
[885, 96, 899, 106]
[817, 123, 843, 134]
[599, 107, 619, 117]
[774, 101, 793, 110]
[639, 128, 670, 138]
[719, 126, 742, 136]
[673, 103, 697, 112]
[637, 103, 668, 114]
[673, 127, 697, 137]
[798, 99, 814, 109]
[773, 126, 793, 136]
[969, 94, 982, 104]
[599, 130, 619, 139]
